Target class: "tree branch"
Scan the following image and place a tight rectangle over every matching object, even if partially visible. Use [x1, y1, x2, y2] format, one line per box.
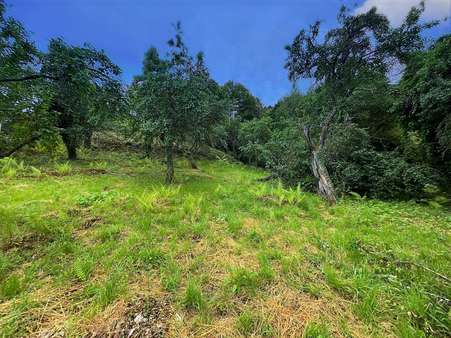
[0, 74, 59, 83]
[303, 125, 315, 151]
[0, 133, 41, 158]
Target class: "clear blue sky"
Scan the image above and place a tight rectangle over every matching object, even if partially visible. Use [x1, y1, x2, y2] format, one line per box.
[6, 0, 450, 106]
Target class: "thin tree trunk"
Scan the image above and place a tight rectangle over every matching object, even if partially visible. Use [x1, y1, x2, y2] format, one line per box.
[188, 154, 198, 169]
[165, 141, 174, 184]
[61, 132, 77, 160]
[144, 136, 152, 157]
[84, 129, 93, 148]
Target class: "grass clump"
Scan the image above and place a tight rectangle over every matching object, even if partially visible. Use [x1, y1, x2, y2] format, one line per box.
[137, 247, 166, 269]
[76, 190, 116, 207]
[226, 268, 261, 296]
[183, 280, 205, 311]
[160, 259, 181, 292]
[0, 275, 23, 300]
[303, 322, 332, 338]
[236, 310, 274, 337]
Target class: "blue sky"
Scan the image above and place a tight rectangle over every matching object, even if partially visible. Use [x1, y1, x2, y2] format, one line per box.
[6, 0, 450, 106]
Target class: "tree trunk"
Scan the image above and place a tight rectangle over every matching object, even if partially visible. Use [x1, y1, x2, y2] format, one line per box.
[165, 142, 174, 184]
[188, 154, 198, 169]
[84, 130, 93, 148]
[144, 136, 152, 157]
[310, 150, 337, 204]
[61, 133, 77, 160]
[303, 125, 337, 204]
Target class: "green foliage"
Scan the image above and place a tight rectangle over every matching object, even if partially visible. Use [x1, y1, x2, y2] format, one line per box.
[395, 35, 451, 167]
[223, 81, 262, 121]
[226, 268, 261, 296]
[54, 161, 72, 175]
[42, 38, 123, 159]
[72, 256, 95, 282]
[1, 0, 123, 160]
[76, 191, 115, 207]
[322, 124, 440, 199]
[0, 0, 56, 158]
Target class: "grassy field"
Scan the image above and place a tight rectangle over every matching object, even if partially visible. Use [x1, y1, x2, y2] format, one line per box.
[0, 149, 450, 337]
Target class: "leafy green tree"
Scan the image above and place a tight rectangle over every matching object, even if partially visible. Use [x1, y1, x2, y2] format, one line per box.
[132, 23, 228, 182]
[223, 81, 262, 120]
[285, 3, 436, 203]
[184, 52, 230, 169]
[42, 38, 122, 159]
[238, 116, 272, 166]
[0, 0, 55, 157]
[1, 1, 122, 159]
[394, 35, 451, 167]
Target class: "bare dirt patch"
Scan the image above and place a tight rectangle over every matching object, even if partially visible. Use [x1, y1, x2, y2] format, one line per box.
[87, 296, 172, 338]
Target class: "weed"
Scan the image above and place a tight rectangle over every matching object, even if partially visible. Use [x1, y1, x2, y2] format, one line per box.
[55, 161, 72, 175]
[76, 191, 115, 207]
[138, 247, 166, 269]
[0, 157, 26, 177]
[72, 256, 95, 282]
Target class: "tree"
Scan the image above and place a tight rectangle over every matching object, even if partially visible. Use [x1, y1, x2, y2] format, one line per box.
[223, 81, 262, 120]
[394, 35, 451, 167]
[184, 52, 230, 168]
[285, 3, 436, 203]
[42, 39, 122, 159]
[0, 0, 55, 157]
[132, 23, 227, 182]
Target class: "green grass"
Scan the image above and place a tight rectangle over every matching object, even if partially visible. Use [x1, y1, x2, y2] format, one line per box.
[0, 149, 450, 337]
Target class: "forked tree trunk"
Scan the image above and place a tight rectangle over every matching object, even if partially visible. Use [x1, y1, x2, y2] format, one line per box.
[310, 150, 337, 204]
[165, 142, 174, 184]
[303, 121, 337, 204]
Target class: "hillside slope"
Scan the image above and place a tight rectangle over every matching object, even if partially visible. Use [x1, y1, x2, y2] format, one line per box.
[0, 150, 450, 337]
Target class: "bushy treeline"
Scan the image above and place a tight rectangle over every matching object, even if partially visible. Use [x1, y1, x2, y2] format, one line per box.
[221, 5, 450, 201]
[1, 0, 449, 201]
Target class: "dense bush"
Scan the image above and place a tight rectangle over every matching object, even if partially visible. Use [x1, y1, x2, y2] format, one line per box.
[234, 116, 441, 200]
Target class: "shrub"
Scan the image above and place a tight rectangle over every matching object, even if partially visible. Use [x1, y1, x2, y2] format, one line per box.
[323, 124, 440, 199]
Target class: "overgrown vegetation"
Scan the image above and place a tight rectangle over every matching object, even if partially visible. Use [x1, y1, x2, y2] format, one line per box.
[0, 149, 449, 337]
[0, 0, 450, 336]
